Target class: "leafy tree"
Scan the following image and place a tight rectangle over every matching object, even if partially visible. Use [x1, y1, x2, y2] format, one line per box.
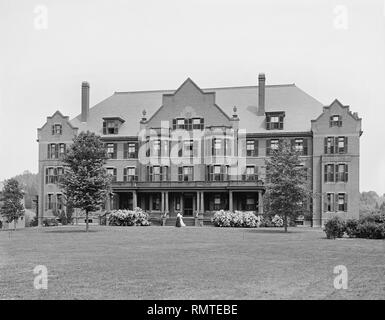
[60, 131, 111, 232]
[264, 140, 312, 232]
[0, 178, 25, 229]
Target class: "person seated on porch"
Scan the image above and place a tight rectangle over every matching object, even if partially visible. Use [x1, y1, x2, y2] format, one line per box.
[176, 212, 186, 228]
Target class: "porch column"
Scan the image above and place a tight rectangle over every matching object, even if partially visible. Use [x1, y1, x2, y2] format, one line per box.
[197, 191, 200, 213]
[180, 193, 184, 213]
[165, 192, 169, 214]
[200, 191, 204, 214]
[161, 192, 165, 213]
[132, 191, 137, 209]
[229, 190, 233, 212]
[258, 191, 263, 214]
[149, 194, 153, 212]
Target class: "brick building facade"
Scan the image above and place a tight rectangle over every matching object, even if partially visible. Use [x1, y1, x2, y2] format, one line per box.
[37, 74, 362, 227]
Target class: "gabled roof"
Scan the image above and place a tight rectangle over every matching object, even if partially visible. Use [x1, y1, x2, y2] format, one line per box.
[70, 80, 324, 136]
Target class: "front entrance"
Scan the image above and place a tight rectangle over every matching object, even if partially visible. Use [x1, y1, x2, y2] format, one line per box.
[183, 194, 193, 216]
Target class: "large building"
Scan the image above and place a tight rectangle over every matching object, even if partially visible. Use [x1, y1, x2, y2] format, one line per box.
[37, 74, 362, 227]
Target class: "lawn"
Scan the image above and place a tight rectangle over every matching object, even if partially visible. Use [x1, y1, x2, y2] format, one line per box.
[0, 225, 384, 299]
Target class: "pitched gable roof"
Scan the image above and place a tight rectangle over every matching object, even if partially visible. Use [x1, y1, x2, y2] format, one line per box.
[70, 80, 324, 136]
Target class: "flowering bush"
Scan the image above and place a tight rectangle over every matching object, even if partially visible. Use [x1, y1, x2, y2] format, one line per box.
[108, 208, 150, 226]
[212, 210, 261, 228]
[272, 215, 284, 227]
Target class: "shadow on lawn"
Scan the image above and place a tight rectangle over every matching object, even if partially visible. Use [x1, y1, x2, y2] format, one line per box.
[244, 228, 304, 234]
[43, 228, 99, 233]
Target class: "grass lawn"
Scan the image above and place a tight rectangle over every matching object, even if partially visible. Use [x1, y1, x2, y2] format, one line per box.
[0, 225, 384, 299]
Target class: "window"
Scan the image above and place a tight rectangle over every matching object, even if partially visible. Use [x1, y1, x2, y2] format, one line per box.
[59, 144, 66, 158]
[51, 124, 62, 135]
[152, 139, 161, 157]
[266, 139, 279, 156]
[336, 164, 348, 182]
[324, 137, 348, 154]
[57, 167, 64, 183]
[152, 166, 161, 181]
[123, 167, 137, 182]
[214, 194, 221, 210]
[330, 115, 342, 127]
[337, 193, 348, 212]
[207, 165, 228, 181]
[57, 194, 63, 210]
[147, 166, 168, 182]
[124, 143, 137, 159]
[243, 166, 257, 181]
[172, 118, 204, 130]
[324, 164, 335, 182]
[47, 194, 54, 210]
[246, 195, 256, 211]
[183, 140, 193, 157]
[48, 144, 58, 159]
[106, 143, 117, 159]
[103, 120, 120, 134]
[106, 167, 117, 182]
[266, 112, 284, 130]
[246, 139, 258, 157]
[153, 194, 161, 211]
[324, 137, 335, 154]
[337, 137, 348, 154]
[177, 119, 185, 129]
[212, 138, 223, 156]
[193, 118, 204, 130]
[178, 166, 193, 182]
[325, 193, 334, 212]
[46, 167, 56, 184]
[294, 139, 303, 153]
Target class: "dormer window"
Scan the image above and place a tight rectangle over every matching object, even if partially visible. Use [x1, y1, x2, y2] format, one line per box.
[102, 117, 125, 135]
[172, 117, 204, 130]
[52, 124, 62, 135]
[266, 112, 284, 130]
[330, 115, 342, 127]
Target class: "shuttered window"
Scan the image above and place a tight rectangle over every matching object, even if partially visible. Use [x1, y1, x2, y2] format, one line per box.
[124, 142, 138, 159]
[246, 139, 258, 157]
[324, 164, 335, 182]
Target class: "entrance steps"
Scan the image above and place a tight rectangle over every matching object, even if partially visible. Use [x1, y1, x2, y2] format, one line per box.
[164, 217, 196, 227]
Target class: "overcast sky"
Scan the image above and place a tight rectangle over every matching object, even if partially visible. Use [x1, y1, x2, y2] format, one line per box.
[0, 0, 384, 194]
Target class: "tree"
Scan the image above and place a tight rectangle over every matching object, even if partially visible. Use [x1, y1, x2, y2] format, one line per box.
[60, 131, 111, 232]
[0, 178, 25, 230]
[264, 140, 311, 232]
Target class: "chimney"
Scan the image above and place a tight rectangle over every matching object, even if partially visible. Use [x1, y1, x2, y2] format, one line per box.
[81, 81, 90, 122]
[257, 73, 265, 116]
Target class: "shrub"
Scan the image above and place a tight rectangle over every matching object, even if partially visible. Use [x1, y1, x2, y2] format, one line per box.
[212, 210, 261, 228]
[29, 216, 39, 227]
[356, 221, 385, 239]
[43, 218, 58, 227]
[359, 213, 385, 224]
[345, 219, 359, 238]
[324, 216, 345, 239]
[108, 208, 150, 226]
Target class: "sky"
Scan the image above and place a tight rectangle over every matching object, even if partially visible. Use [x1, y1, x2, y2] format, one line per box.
[0, 0, 384, 194]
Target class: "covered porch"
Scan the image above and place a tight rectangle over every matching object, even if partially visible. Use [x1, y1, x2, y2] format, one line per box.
[108, 189, 264, 218]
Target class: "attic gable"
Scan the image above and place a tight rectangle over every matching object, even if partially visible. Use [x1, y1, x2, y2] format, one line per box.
[147, 78, 231, 128]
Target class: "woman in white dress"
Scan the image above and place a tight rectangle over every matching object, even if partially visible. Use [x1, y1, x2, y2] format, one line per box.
[176, 212, 186, 227]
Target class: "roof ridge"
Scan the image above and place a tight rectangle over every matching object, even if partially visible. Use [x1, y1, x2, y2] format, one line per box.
[113, 83, 296, 95]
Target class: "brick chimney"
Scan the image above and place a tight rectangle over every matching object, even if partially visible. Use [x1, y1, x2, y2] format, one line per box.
[81, 81, 90, 122]
[257, 73, 265, 116]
